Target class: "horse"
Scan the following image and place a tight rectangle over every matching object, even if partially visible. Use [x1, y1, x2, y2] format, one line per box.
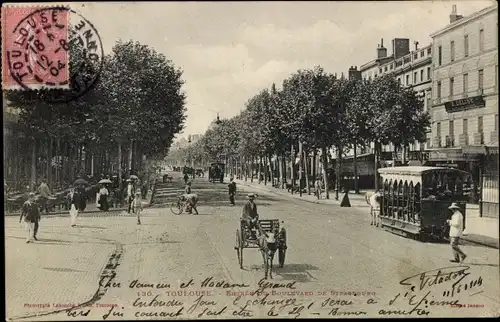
[255, 223, 279, 279]
[365, 191, 382, 227]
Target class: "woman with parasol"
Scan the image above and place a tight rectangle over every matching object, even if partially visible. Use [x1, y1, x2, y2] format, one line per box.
[96, 179, 112, 211]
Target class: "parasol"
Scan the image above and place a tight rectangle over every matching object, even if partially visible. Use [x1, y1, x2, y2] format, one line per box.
[129, 175, 139, 180]
[98, 179, 113, 184]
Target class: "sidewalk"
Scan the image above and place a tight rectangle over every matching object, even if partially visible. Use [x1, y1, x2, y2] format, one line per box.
[235, 179, 499, 249]
[234, 179, 372, 208]
[4, 187, 156, 218]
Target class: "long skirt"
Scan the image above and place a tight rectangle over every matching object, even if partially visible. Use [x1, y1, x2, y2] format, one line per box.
[99, 195, 109, 211]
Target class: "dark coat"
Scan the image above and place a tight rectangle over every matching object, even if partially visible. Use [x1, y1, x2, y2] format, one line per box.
[21, 201, 40, 223]
[242, 201, 258, 220]
[228, 182, 236, 194]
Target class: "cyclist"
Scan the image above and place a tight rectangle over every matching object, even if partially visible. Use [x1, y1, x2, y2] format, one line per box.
[182, 193, 199, 215]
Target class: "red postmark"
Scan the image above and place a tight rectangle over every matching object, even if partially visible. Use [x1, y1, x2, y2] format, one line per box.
[2, 6, 70, 89]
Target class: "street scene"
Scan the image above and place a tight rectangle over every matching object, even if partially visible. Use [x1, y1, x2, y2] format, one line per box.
[3, 1, 499, 320]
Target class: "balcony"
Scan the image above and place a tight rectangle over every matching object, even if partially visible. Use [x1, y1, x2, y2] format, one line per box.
[490, 131, 498, 144]
[459, 134, 469, 146]
[433, 136, 441, 148]
[445, 135, 455, 148]
[473, 132, 484, 146]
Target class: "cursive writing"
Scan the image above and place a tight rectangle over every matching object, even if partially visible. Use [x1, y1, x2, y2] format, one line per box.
[133, 295, 183, 308]
[400, 266, 470, 292]
[129, 279, 170, 289]
[200, 277, 249, 288]
[255, 279, 297, 295]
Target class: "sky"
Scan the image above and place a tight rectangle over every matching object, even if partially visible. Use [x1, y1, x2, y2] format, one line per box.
[68, 1, 495, 139]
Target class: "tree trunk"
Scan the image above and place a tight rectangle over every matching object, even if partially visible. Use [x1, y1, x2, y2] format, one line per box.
[353, 143, 359, 194]
[321, 146, 330, 199]
[30, 139, 36, 192]
[304, 149, 311, 195]
[55, 139, 60, 188]
[312, 150, 317, 180]
[402, 141, 407, 165]
[374, 142, 381, 191]
[291, 143, 295, 193]
[298, 142, 303, 197]
[250, 156, 254, 182]
[47, 137, 53, 186]
[269, 154, 274, 187]
[335, 145, 343, 200]
[118, 142, 123, 191]
[128, 140, 133, 175]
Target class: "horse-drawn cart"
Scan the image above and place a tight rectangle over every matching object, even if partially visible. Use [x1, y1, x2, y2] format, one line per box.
[234, 219, 287, 279]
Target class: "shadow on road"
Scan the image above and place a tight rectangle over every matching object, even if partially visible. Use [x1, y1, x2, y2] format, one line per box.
[76, 225, 107, 230]
[274, 263, 319, 282]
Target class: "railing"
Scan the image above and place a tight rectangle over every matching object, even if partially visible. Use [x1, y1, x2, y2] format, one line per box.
[433, 136, 441, 148]
[490, 131, 499, 145]
[459, 134, 469, 146]
[473, 132, 484, 146]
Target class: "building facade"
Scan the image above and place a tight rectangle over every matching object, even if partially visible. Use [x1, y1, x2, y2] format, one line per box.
[338, 38, 434, 189]
[429, 4, 498, 217]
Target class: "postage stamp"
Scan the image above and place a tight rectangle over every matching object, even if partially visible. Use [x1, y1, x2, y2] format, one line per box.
[2, 6, 70, 89]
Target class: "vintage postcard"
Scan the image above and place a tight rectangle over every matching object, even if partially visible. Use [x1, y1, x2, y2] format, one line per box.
[3, 1, 499, 320]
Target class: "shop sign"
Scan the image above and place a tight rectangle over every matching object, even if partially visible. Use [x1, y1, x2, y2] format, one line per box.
[444, 95, 485, 112]
[408, 151, 430, 161]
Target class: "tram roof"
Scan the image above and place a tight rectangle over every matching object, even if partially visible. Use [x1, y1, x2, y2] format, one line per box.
[378, 166, 470, 176]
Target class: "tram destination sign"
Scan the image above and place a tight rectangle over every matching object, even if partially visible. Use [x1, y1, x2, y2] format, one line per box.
[444, 95, 485, 112]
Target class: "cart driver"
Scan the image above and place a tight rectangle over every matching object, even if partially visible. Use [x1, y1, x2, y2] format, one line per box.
[241, 193, 264, 239]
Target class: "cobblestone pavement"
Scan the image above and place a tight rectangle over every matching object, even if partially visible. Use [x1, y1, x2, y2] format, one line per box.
[6, 173, 499, 320]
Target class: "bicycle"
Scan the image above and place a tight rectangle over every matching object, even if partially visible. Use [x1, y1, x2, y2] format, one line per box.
[170, 195, 187, 215]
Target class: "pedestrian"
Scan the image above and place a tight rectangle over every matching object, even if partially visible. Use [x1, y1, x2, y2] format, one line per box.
[76, 184, 87, 212]
[183, 173, 189, 185]
[97, 184, 110, 212]
[447, 203, 467, 263]
[19, 192, 40, 243]
[368, 190, 382, 227]
[314, 177, 322, 200]
[185, 181, 192, 194]
[126, 179, 135, 214]
[228, 177, 236, 206]
[69, 186, 83, 227]
[37, 178, 51, 214]
[134, 190, 143, 225]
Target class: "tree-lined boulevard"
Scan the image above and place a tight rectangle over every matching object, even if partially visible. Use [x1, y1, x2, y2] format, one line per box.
[5, 172, 499, 320]
[175, 67, 430, 198]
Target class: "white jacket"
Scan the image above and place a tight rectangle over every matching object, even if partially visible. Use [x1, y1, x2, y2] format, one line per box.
[449, 211, 464, 237]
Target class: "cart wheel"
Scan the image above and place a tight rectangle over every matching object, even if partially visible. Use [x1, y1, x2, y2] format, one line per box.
[235, 229, 243, 269]
[170, 201, 183, 215]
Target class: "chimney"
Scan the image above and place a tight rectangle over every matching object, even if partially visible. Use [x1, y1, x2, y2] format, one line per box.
[348, 66, 362, 81]
[414, 41, 419, 51]
[449, 5, 463, 23]
[377, 38, 387, 59]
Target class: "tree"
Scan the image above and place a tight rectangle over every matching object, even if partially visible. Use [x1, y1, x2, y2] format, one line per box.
[345, 78, 373, 193]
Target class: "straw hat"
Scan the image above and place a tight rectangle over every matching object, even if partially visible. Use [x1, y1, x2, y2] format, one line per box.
[448, 203, 460, 210]
[247, 193, 256, 200]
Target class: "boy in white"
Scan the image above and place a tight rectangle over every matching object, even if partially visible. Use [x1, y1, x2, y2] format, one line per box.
[447, 203, 466, 263]
[133, 190, 143, 225]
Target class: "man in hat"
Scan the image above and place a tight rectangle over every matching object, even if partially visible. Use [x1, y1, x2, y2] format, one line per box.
[126, 179, 135, 214]
[447, 203, 467, 263]
[19, 193, 40, 243]
[228, 177, 236, 206]
[241, 193, 263, 239]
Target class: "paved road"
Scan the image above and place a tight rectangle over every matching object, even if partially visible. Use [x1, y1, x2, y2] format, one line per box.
[6, 172, 499, 320]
